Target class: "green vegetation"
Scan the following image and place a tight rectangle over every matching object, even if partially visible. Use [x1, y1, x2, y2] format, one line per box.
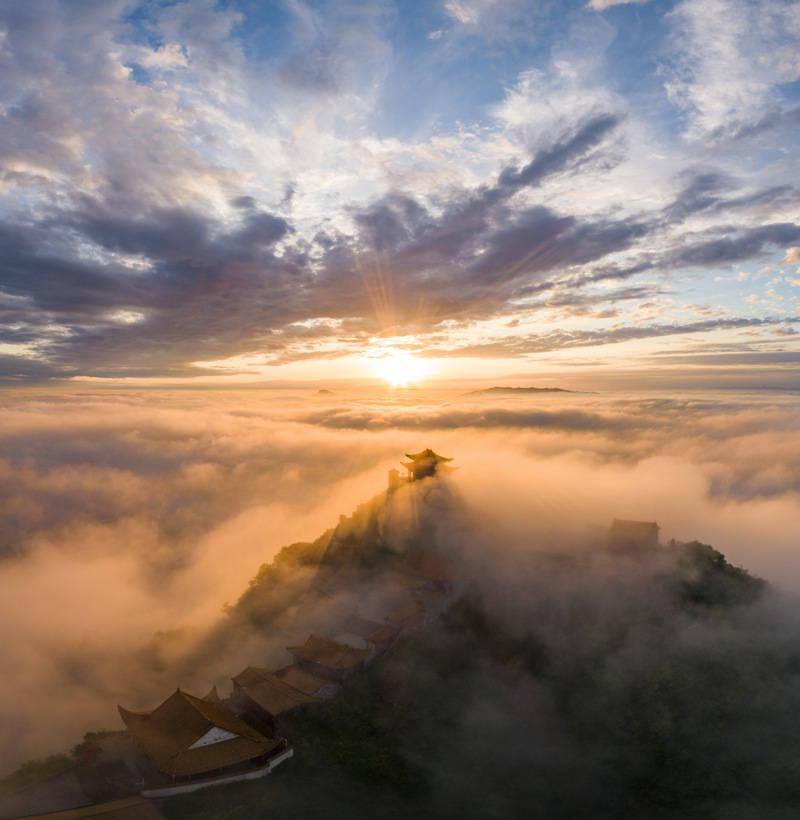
[228, 531, 333, 625]
[674, 541, 766, 608]
[291, 670, 428, 794]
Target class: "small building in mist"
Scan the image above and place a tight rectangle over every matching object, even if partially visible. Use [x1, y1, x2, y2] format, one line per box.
[231, 667, 315, 735]
[382, 592, 427, 634]
[274, 664, 341, 700]
[607, 519, 660, 552]
[333, 612, 400, 656]
[402, 548, 454, 593]
[117, 689, 290, 793]
[286, 634, 369, 682]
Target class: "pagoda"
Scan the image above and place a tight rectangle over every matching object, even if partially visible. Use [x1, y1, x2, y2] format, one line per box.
[400, 448, 453, 481]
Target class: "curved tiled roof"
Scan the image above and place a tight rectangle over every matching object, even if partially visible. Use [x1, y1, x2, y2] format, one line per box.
[118, 690, 279, 777]
[274, 664, 339, 696]
[405, 449, 452, 461]
[286, 634, 369, 670]
[233, 667, 315, 715]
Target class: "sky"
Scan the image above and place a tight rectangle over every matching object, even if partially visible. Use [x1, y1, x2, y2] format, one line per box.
[3, 3, 800, 799]
[1, 0, 799, 386]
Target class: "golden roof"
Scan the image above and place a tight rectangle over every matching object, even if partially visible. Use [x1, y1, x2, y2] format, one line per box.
[232, 666, 272, 689]
[286, 634, 369, 670]
[233, 667, 315, 715]
[275, 664, 339, 696]
[118, 689, 279, 777]
[405, 448, 452, 461]
[340, 613, 389, 642]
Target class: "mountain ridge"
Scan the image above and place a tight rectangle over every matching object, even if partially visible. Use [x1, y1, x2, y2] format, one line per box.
[468, 386, 582, 395]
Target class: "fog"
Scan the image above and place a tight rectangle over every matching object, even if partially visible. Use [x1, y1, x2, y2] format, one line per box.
[0, 384, 798, 775]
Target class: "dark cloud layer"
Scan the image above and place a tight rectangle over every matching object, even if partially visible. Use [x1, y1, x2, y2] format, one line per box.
[301, 405, 641, 433]
[438, 316, 800, 358]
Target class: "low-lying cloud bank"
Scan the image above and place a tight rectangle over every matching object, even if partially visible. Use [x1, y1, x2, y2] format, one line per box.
[0, 385, 798, 773]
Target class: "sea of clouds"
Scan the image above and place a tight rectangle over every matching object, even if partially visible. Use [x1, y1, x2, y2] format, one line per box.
[0, 384, 798, 773]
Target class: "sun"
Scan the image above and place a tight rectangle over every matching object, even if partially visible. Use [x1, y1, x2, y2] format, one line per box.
[370, 349, 433, 387]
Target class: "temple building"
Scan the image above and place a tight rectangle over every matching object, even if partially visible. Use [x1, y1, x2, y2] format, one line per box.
[274, 665, 341, 700]
[286, 634, 369, 681]
[400, 448, 453, 481]
[231, 667, 315, 734]
[333, 612, 400, 656]
[118, 689, 284, 784]
[608, 519, 660, 552]
[383, 592, 427, 634]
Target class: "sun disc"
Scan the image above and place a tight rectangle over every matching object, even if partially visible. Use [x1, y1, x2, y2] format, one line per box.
[370, 350, 431, 386]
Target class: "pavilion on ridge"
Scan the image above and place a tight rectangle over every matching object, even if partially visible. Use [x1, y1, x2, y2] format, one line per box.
[400, 449, 453, 481]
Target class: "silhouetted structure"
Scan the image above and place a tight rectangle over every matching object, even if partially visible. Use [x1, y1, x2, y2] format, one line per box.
[401, 448, 453, 481]
[118, 690, 281, 781]
[608, 519, 660, 552]
[274, 665, 341, 699]
[286, 634, 369, 681]
[231, 667, 315, 734]
[334, 612, 400, 655]
[203, 685, 222, 703]
[384, 592, 427, 634]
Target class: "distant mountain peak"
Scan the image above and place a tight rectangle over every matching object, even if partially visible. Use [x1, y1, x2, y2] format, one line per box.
[469, 386, 578, 395]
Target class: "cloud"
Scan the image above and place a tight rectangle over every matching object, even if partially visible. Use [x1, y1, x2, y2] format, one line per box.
[444, 0, 481, 24]
[783, 246, 800, 272]
[0, 389, 409, 770]
[664, 0, 800, 139]
[0, 1, 798, 381]
[668, 223, 800, 268]
[301, 405, 643, 433]
[0, 104, 637, 377]
[430, 316, 799, 359]
[0, 386, 798, 777]
[587, 0, 650, 9]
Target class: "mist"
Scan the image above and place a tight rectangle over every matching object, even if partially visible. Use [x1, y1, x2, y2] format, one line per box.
[0, 384, 798, 781]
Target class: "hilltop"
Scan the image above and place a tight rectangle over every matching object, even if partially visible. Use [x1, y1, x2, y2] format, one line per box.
[167, 532, 773, 820]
